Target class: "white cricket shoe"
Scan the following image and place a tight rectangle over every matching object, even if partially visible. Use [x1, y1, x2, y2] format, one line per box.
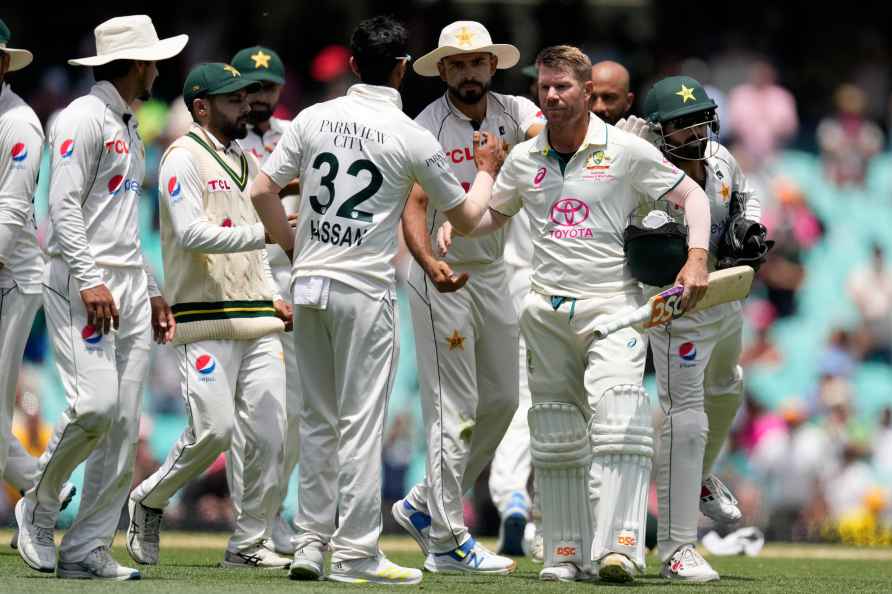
[57, 546, 140, 580]
[597, 552, 637, 583]
[271, 513, 297, 555]
[424, 538, 516, 575]
[539, 562, 594, 582]
[11, 482, 77, 550]
[496, 491, 529, 556]
[700, 475, 743, 524]
[661, 545, 719, 582]
[329, 555, 422, 585]
[15, 497, 56, 573]
[522, 522, 544, 563]
[222, 541, 291, 569]
[126, 497, 162, 565]
[391, 499, 431, 556]
[289, 542, 325, 580]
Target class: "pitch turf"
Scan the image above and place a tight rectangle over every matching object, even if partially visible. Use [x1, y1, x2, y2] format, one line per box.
[2, 531, 892, 593]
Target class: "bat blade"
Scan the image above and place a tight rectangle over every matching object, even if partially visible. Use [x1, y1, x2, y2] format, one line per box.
[592, 266, 754, 339]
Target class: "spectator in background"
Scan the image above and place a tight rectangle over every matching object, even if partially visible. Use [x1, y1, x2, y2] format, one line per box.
[848, 243, 892, 363]
[728, 61, 798, 166]
[817, 84, 884, 187]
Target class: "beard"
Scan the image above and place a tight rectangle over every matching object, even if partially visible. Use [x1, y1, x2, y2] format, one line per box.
[217, 116, 249, 140]
[448, 79, 489, 105]
[137, 87, 152, 102]
[247, 103, 273, 126]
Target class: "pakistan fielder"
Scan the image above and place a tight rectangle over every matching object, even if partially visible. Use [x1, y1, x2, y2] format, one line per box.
[127, 63, 291, 569]
[251, 15, 506, 585]
[395, 20, 544, 570]
[460, 46, 712, 583]
[0, 17, 77, 550]
[620, 76, 768, 582]
[15, 15, 183, 580]
[230, 44, 301, 556]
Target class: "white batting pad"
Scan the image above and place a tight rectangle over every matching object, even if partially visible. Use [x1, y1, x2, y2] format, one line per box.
[529, 402, 594, 569]
[589, 385, 654, 571]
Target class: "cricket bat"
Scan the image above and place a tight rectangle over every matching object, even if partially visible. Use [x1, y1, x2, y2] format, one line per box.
[592, 266, 754, 340]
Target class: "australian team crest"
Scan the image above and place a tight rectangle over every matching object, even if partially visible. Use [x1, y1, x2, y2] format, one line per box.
[585, 150, 612, 171]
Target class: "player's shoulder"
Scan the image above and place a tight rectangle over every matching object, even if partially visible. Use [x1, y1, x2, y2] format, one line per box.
[489, 91, 537, 116]
[0, 95, 43, 139]
[414, 94, 449, 134]
[54, 94, 106, 134]
[706, 141, 737, 170]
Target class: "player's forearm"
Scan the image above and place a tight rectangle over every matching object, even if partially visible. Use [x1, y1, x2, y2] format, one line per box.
[447, 171, 495, 235]
[176, 220, 266, 254]
[252, 191, 294, 256]
[0, 222, 22, 266]
[666, 176, 710, 250]
[464, 208, 510, 237]
[401, 186, 437, 268]
[49, 192, 103, 289]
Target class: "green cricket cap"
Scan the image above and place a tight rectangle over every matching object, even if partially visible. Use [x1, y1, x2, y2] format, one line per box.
[183, 62, 260, 106]
[231, 46, 285, 85]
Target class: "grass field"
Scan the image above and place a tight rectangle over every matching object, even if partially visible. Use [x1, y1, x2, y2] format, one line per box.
[3, 530, 892, 593]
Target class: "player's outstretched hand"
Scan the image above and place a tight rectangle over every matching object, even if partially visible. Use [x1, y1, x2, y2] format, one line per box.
[150, 295, 176, 344]
[425, 259, 469, 293]
[81, 284, 119, 335]
[473, 131, 505, 177]
[615, 115, 658, 144]
[274, 298, 293, 332]
[437, 222, 454, 256]
[674, 248, 709, 311]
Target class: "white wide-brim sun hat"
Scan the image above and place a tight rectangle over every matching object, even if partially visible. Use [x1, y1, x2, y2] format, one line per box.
[1, 45, 33, 72]
[68, 14, 188, 67]
[413, 21, 520, 77]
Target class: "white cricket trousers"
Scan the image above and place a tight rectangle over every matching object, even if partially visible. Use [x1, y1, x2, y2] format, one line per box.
[291, 280, 399, 563]
[405, 260, 519, 553]
[650, 304, 744, 560]
[227, 326, 300, 532]
[488, 265, 533, 516]
[0, 286, 42, 488]
[26, 258, 151, 563]
[132, 332, 286, 552]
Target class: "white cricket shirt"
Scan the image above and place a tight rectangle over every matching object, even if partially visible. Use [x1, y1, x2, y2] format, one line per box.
[263, 84, 467, 299]
[45, 82, 156, 293]
[415, 91, 543, 265]
[0, 84, 45, 293]
[491, 113, 686, 299]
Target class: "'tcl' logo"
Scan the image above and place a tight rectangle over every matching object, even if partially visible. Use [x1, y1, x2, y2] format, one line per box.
[549, 197, 589, 227]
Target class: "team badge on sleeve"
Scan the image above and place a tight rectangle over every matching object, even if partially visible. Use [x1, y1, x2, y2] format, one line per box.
[11, 142, 28, 162]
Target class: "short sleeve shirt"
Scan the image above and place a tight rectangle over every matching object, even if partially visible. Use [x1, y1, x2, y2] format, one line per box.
[491, 113, 685, 298]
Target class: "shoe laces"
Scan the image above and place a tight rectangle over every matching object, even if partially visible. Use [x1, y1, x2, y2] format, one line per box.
[86, 546, 117, 570]
[705, 476, 738, 505]
[143, 507, 162, 544]
[34, 526, 55, 547]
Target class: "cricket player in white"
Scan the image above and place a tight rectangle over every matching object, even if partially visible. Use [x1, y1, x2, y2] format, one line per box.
[15, 15, 183, 580]
[127, 62, 291, 570]
[395, 20, 544, 570]
[0, 18, 79, 550]
[230, 44, 302, 556]
[251, 16, 507, 585]
[457, 46, 712, 583]
[618, 76, 763, 582]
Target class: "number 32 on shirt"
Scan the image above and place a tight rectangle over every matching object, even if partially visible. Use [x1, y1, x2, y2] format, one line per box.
[306, 151, 382, 247]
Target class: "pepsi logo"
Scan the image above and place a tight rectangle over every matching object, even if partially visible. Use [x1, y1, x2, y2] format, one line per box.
[679, 342, 697, 361]
[195, 354, 216, 375]
[81, 325, 102, 345]
[60, 139, 75, 159]
[168, 176, 182, 200]
[108, 175, 124, 195]
[11, 143, 28, 162]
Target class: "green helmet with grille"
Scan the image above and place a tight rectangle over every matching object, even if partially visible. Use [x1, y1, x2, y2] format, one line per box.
[642, 75, 719, 161]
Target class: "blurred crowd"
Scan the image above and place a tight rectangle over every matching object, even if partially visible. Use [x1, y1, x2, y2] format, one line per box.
[3, 17, 892, 548]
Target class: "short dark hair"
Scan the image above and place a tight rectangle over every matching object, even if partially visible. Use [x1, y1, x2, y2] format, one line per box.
[350, 15, 408, 86]
[536, 46, 592, 84]
[92, 59, 137, 83]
